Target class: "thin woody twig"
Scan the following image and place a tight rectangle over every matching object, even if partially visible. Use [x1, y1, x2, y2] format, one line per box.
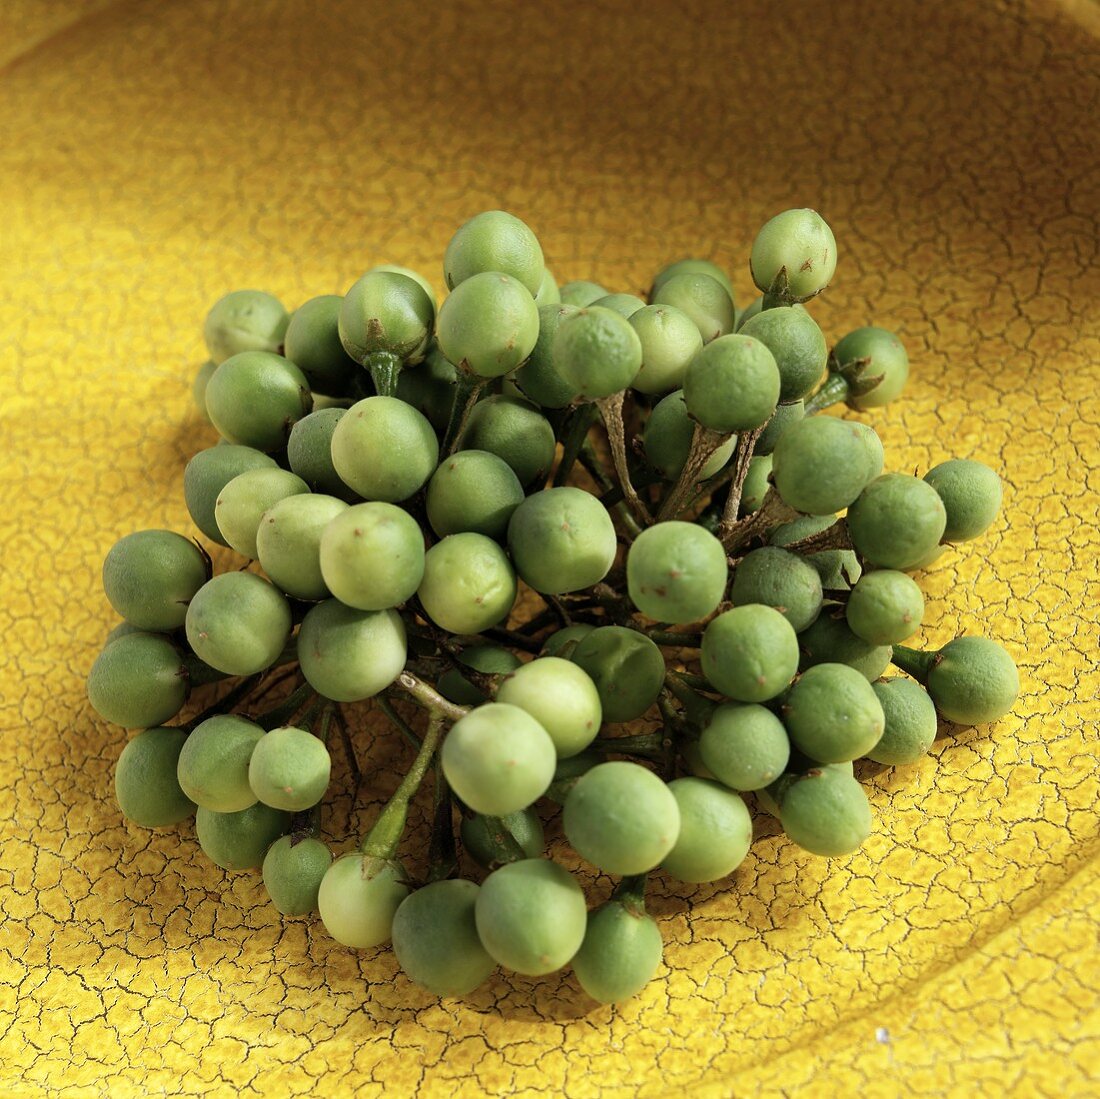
[596, 392, 653, 525]
[717, 425, 766, 538]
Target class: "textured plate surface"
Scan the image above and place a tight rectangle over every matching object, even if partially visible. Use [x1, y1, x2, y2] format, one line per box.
[1, 0, 1098, 1095]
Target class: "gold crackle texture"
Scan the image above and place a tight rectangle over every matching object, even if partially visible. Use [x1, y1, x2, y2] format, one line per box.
[1, 0, 1098, 1095]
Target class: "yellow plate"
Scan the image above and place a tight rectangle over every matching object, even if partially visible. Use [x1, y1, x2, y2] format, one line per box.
[1, 1, 1098, 1095]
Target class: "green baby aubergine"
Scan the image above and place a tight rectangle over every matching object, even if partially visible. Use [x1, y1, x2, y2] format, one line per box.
[444, 210, 545, 296]
[392, 880, 496, 997]
[572, 898, 664, 1004]
[729, 546, 823, 633]
[629, 304, 703, 395]
[750, 208, 837, 301]
[115, 727, 196, 828]
[495, 657, 603, 759]
[514, 303, 582, 408]
[643, 390, 737, 480]
[474, 859, 587, 976]
[436, 271, 540, 378]
[831, 326, 910, 409]
[262, 835, 333, 917]
[683, 334, 781, 433]
[558, 280, 608, 307]
[205, 351, 312, 452]
[591, 293, 646, 319]
[650, 257, 734, 299]
[771, 415, 876, 515]
[627, 521, 728, 625]
[533, 266, 560, 306]
[339, 269, 435, 393]
[196, 802, 290, 872]
[845, 570, 925, 645]
[846, 474, 947, 570]
[185, 572, 292, 676]
[661, 778, 753, 883]
[297, 600, 407, 702]
[739, 305, 828, 403]
[185, 444, 279, 546]
[283, 294, 358, 396]
[101, 529, 211, 632]
[552, 306, 643, 399]
[651, 271, 736, 344]
[318, 853, 409, 949]
[699, 703, 791, 792]
[320, 502, 426, 611]
[867, 678, 939, 766]
[892, 636, 1019, 725]
[418, 533, 517, 635]
[441, 703, 557, 817]
[779, 767, 871, 857]
[425, 450, 524, 540]
[461, 395, 557, 488]
[564, 762, 681, 875]
[203, 289, 289, 363]
[923, 458, 1003, 542]
[753, 400, 805, 456]
[782, 663, 886, 764]
[330, 396, 439, 503]
[701, 605, 800, 703]
[87, 632, 189, 729]
[507, 487, 617, 595]
[248, 725, 332, 812]
[177, 714, 264, 813]
[215, 468, 311, 559]
[570, 627, 666, 724]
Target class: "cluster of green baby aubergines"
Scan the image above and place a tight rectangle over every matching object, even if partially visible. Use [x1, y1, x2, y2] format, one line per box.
[88, 207, 1019, 1005]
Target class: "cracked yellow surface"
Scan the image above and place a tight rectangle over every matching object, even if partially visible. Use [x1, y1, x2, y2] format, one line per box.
[1, 0, 1099, 1095]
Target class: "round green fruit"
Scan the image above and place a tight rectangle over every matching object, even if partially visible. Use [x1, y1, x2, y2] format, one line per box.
[701, 605, 800, 703]
[496, 657, 603, 758]
[297, 600, 406, 702]
[330, 396, 439, 503]
[115, 727, 195, 827]
[203, 289, 289, 363]
[661, 777, 752, 883]
[626, 521, 728, 625]
[570, 626, 665, 724]
[564, 762, 681, 875]
[417, 533, 517, 635]
[572, 900, 663, 1005]
[474, 858, 587, 975]
[750, 209, 837, 301]
[441, 703, 557, 817]
[185, 572, 292, 676]
[102, 529, 211, 631]
[392, 880, 496, 997]
[923, 459, 1003, 542]
[507, 487, 617, 595]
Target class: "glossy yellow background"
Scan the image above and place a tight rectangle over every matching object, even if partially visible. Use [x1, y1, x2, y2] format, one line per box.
[1, 0, 1099, 1095]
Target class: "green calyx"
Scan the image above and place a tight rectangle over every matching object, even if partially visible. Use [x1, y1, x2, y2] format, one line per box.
[362, 714, 447, 859]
